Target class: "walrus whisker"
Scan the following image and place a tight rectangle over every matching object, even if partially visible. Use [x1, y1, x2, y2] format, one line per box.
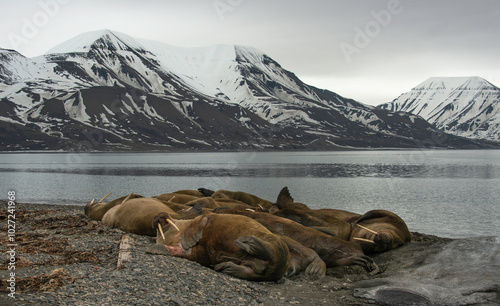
[158, 223, 166, 240]
[167, 219, 180, 232]
[120, 192, 134, 205]
[353, 238, 377, 245]
[98, 192, 112, 203]
[356, 224, 379, 236]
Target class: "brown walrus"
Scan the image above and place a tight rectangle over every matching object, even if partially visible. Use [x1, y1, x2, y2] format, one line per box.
[214, 208, 379, 274]
[209, 189, 274, 209]
[272, 187, 353, 240]
[315, 208, 362, 224]
[350, 210, 412, 254]
[84, 193, 143, 221]
[172, 189, 205, 197]
[101, 197, 178, 236]
[272, 187, 361, 223]
[150, 212, 290, 282]
[155, 193, 200, 204]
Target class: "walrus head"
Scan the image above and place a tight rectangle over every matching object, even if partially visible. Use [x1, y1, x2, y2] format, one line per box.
[84, 192, 113, 218]
[152, 212, 210, 252]
[352, 210, 410, 253]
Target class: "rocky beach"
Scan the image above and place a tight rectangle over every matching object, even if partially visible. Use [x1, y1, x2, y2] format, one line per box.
[1, 202, 498, 305]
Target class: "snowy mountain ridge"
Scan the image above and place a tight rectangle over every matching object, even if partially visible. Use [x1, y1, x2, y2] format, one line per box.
[378, 77, 500, 141]
[0, 30, 492, 151]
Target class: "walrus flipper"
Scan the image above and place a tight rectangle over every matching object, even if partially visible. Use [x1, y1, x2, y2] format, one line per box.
[180, 216, 208, 250]
[234, 236, 273, 261]
[214, 261, 260, 280]
[336, 255, 380, 275]
[276, 187, 294, 209]
[198, 188, 215, 197]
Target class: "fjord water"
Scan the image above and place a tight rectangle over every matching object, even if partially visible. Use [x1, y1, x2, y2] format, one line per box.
[1, 150, 499, 239]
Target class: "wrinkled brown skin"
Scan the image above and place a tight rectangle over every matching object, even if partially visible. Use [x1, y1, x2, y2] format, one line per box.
[183, 197, 220, 209]
[315, 208, 362, 224]
[273, 187, 353, 240]
[215, 209, 379, 275]
[172, 189, 205, 197]
[84, 194, 144, 221]
[276, 234, 326, 278]
[350, 210, 412, 254]
[101, 198, 176, 236]
[154, 193, 200, 204]
[211, 190, 274, 209]
[158, 200, 191, 213]
[272, 208, 353, 241]
[152, 213, 290, 282]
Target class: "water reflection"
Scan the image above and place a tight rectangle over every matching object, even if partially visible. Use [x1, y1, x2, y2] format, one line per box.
[1, 162, 499, 179]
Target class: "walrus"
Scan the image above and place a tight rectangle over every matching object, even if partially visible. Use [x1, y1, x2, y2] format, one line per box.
[210, 189, 274, 209]
[273, 187, 310, 211]
[272, 187, 353, 240]
[350, 210, 412, 254]
[273, 187, 361, 223]
[102, 197, 178, 236]
[150, 212, 290, 282]
[84, 192, 143, 221]
[214, 208, 379, 274]
[154, 193, 200, 205]
[272, 208, 353, 240]
[315, 208, 362, 224]
[172, 189, 205, 197]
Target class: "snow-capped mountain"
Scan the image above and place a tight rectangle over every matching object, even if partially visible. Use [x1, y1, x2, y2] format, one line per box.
[0, 30, 492, 151]
[378, 77, 500, 141]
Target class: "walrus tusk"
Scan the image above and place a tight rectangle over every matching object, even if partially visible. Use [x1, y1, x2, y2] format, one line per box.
[166, 196, 176, 203]
[356, 224, 379, 236]
[158, 223, 166, 240]
[98, 192, 112, 203]
[90, 199, 95, 205]
[120, 192, 134, 205]
[353, 237, 377, 245]
[258, 204, 264, 210]
[245, 208, 255, 212]
[166, 219, 180, 232]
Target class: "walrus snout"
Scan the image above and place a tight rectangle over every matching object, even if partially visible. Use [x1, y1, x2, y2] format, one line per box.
[152, 212, 170, 229]
[152, 212, 181, 233]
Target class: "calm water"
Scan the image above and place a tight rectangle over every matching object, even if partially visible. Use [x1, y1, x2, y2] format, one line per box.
[1, 150, 499, 239]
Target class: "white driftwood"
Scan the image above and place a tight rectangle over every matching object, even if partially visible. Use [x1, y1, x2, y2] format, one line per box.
[116, 234, 134, 270]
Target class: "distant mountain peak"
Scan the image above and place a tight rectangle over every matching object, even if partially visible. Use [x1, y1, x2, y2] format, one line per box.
[45, 29, 146, 54]
[414, 76, 498, 91]
[379, 76, 500, 141]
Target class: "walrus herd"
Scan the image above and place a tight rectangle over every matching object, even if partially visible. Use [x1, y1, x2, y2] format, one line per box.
[84, 187, 411, 282]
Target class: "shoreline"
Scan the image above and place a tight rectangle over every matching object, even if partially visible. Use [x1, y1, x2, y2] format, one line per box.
[1, 203, 498, 305]
[2, 147, 499, 154]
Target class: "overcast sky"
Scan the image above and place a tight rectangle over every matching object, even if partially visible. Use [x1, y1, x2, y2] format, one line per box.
[1, 0, 499, 105]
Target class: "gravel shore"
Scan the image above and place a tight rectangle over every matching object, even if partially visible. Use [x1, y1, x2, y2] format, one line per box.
[0, 202, 466, 305]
